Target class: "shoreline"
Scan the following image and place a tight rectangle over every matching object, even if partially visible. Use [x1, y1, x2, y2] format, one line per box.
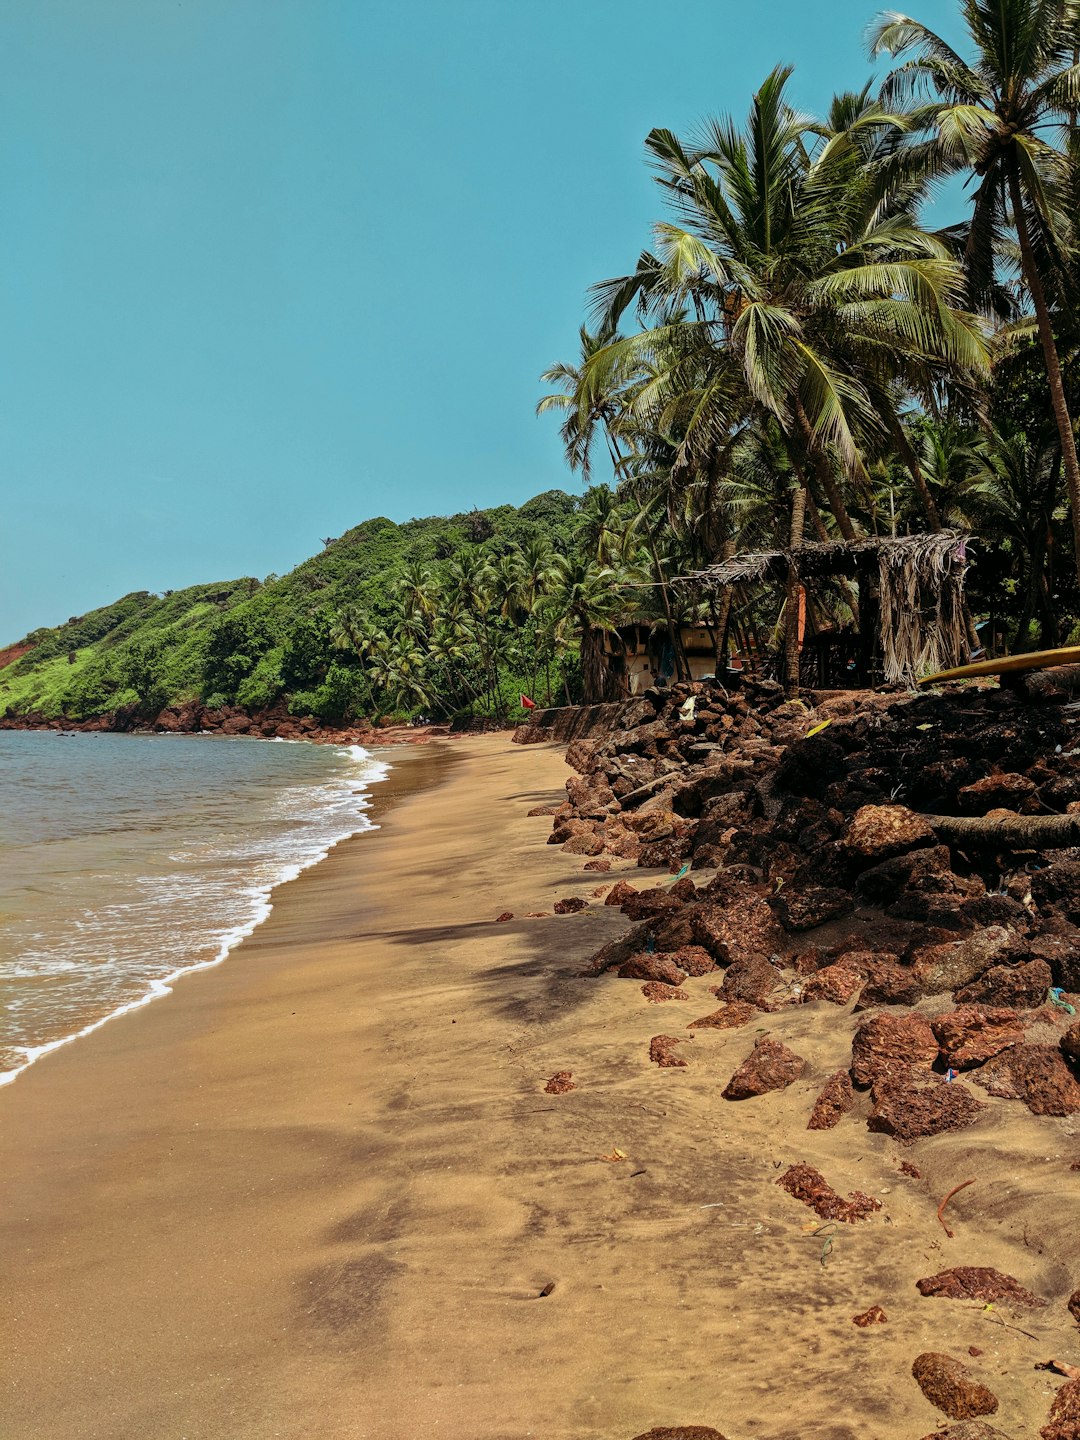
[0, 734, 413, 1090]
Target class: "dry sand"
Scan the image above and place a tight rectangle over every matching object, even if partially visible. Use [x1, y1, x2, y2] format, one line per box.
[3, 734, 1080, 1440]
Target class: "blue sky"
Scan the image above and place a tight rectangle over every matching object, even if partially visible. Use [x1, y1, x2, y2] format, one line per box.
[0, 0, 962, 641]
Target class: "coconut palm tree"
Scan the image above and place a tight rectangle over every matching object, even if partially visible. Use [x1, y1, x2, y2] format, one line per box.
[871, 0, 1080, 559]
[546, 554, 629, 703]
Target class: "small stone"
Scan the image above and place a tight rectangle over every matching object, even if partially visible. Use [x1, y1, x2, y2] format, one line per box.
[649, 1034, 691, 1068]
[687, 1002, 755, 1031]
[630, 1429, 729, 1440]
[807, 1070, 855, 1130]
[776, 1163, 881, 1223]
[852, 1305, 888, 1327]
[543, 1071, 575, 1095]
[916, 1266, 1045, 1308]
[1069, 1288, 1080, 1323]
[912, 1352, 998, 1420]
[918, 1424, 1011, 1440]
[553, 896, 588, 914]
[495, 911, 514, 922]
[900, 1161, 922, 1179]
[583, 858, 611, 872]
[722, 1037, 806, 1100]
[641, 982, 688, 1003]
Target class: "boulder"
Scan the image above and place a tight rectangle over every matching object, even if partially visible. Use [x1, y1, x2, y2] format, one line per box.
[641, 982, 688, 1003]
[850, 1012, 938, 1088]
[868, 1073, 986, 1142]
[665, 945, 716, 977]
[807, 1070, 855, 1130]
[618, 954, 687, 986]
[916, 1266, 1045, 1308]
[1042, 1379, 1080, 1440]
[853, 955, 923, 1010]
[911, 927, 1016, 996]
[687, 1002, 755, 1030]
[856, 845, 956, 906]
[1068, 1287, 1080, 1323]
[911, 1353, 998, 1421]
[583, 859, 611, 872]
[718, 952, 784, 1007]
[800, 963, 864, 1006]
[604, 880, 638, 907]
[958, 771, 1037, 812]
[842, 804, 936, 864]
[771, 885, 854, 933]
[1031, 862, 1080, 925]
[564, 738, 597, 774]
[972, 1043, 1080, 1115]
[931, 1006, 1025, 1070]
[690, 899, 783, 966]
[956, 958, 1054, 1010]
[775, 1163, 881, 1222]
[553, 897, 588, 915]
[562, 831, 605, 856]
[1062, 1021, 1080, 1063]
[722, 1037, 806, 1100]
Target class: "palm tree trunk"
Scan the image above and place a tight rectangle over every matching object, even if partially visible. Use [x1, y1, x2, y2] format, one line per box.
[783, 483, 809, 694]
[711, 537, 737, 673]
[648, 535, 690, 682]
[1008, 158, 1080, 566]
[889, 417, 943, 531]
[795, 401, 860, 543]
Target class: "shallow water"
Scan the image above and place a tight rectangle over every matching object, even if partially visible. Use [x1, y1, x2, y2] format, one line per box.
[0, 730, 389, 1083]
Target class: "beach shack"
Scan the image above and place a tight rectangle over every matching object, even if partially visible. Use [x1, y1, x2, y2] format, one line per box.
[602, 619, 719, 693]
[675, 530, 973, 689]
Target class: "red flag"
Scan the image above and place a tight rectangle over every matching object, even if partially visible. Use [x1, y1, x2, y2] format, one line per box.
[520, 694, 537, 710]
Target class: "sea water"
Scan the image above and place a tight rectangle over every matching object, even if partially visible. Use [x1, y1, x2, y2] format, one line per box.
[0, 730, 389, 1084]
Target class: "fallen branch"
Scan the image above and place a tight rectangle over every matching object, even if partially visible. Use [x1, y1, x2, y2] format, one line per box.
[927, 812, 1080, 850]
[937, 1177, 976, 1238]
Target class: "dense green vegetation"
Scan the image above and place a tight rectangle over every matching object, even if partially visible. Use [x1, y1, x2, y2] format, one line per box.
[539, 0, 1080, 690]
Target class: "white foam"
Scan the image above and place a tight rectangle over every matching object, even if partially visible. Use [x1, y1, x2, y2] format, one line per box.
[0, 744, 392, 1089]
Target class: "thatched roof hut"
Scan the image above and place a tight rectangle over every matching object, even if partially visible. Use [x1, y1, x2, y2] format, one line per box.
[676, 530, 971, 687]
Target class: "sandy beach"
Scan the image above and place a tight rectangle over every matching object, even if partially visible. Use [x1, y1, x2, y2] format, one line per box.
[4, 733, 1080, 1440]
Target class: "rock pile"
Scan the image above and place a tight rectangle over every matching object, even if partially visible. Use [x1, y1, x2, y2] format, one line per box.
[539, 674, 1080, 1137]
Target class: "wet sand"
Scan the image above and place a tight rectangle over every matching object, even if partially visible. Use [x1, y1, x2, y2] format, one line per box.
[3, 734, 1079, 1439]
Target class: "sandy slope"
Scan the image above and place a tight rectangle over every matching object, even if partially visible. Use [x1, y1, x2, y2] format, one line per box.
[3, 734, 1079, 1440]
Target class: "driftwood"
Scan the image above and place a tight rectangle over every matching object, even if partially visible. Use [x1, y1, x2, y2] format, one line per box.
[928, 812, 1080, 849]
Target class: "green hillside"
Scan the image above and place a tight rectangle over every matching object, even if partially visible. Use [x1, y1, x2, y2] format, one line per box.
[0, 491, 583, 723]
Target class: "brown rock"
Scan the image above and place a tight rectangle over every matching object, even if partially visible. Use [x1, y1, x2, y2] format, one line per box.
[911, 1352, 998, 1420]
[916, 1266, 1045, 1308]
[630, 1429, 729, 1440]
[912, 927, 1016, 996]
[641, 982, 688, 1003]
[564, 738, 597, 774]
[1042, 1378, 1080, 1440]
[959, 771, 1037, 811]
[857, 844, 956, 905]
[495, 911, 514, 923]
[583, 859, 611, 872]
[931, 1005, 1025, 1070]
[618, 954, 687, 986]
[900, 1160, 922, 1178]
[852, 1305, 888, 1327]
[649, 1034, 691, 1068]
[918, 1424, 1011, 1440]
[553, 897, 588, 915]
[1068, 1288, 1080, 1323]
[719, 952, 783, 1007]
[807, 1070, 855, 1130]
[666, 946, 716, 977]
[1062, 1020, 1080, 1062]
[801, 963, 864, 1006]
[850, 1011, 939, 1088]
[687, 1003, 755, 1030]
[562, 831, 605, 856]
[842, 804, 936, 863]
[972, 1043, 1080, 1115]
[544, 1071, 575, 1094]
[868, 1073, 986, 1142]
[957, 958, 1054, 1009]
[772, 884, 854, 932]
[853, 954, 923, 1010]
[526, 803, 561, 817]
[605, 880, 638, 907]
[691, 898, 783, 966]
[722, 1037, 806, 1100]
[776, 1163, 881, 1222]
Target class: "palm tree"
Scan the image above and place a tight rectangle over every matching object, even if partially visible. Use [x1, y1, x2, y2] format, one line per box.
[871, 0, 1080, 560]
[547, 554, 629, 702]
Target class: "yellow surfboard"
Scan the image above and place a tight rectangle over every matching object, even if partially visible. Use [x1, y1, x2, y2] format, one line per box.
[919, 644, 1080, 686]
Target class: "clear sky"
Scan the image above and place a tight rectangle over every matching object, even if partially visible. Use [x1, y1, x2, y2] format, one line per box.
[0, 0, 962, 641]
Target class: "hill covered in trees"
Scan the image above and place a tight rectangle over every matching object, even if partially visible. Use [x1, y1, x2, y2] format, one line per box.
[0, 492, 596, 724]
